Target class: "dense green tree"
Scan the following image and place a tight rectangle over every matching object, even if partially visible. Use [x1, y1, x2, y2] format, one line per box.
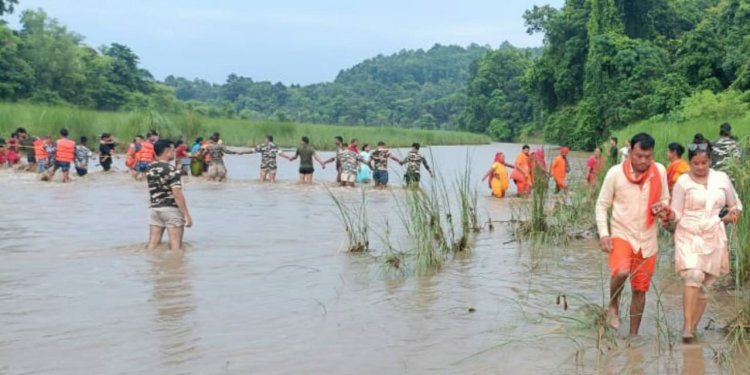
[458, 46, 534, 140]
[0, 22, 33, 98]
[0, 0, 18, 16]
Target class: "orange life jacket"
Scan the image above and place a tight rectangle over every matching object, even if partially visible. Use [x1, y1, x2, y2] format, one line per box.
[34, 139, 48, 160]
[125, 143, 136, 168]
[55, 138, 75, 162]
[137, 141, 155, 163]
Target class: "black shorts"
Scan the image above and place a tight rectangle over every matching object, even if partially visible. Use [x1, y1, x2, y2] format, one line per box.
[76, 167, 88, 177]
[27, 155, 36, 163]
[299, 167, 315, 175]
[404, 172, 421, 185]
[100, 157, 112, 171]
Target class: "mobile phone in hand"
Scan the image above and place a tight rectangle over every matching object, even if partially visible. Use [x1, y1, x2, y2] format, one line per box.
[719, 205, 730, 219]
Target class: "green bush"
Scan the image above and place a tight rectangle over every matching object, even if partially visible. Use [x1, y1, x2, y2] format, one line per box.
[488, 119, 511, 141]
[677, 90, 748, 121]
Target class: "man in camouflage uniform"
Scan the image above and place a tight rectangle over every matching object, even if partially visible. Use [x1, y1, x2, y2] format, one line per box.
[323, 136, 345, 183]
[146, 139, 193, 250]
[401, 142, 434, 187]
[336, 142, 363, 187]
[711, 123, 740, 173]
[369, 141, 402, 189]
[206, 136, 240, 182]
[249, 135, 283, 183]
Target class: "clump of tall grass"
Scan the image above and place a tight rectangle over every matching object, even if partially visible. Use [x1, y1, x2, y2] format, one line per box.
[451, 158, 481, 252]
[328, 189, 369, 253]
[404, 187, 450, 275]
[722, 157, 750, 352]
[380, 158, 484, 275]
[511, 157, 598, 246]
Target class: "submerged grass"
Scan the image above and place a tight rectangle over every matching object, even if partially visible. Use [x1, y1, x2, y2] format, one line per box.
[512, 173, 597, 245]
[0, 102, 490, 151]
[328, 189, 369, 253]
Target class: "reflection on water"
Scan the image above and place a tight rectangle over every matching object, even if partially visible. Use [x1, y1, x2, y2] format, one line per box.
[0, 143, 742, 374]
[149, 251, 199, 369]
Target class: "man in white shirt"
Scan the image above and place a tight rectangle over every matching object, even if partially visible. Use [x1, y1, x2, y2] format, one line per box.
[595, 133, 670, 336]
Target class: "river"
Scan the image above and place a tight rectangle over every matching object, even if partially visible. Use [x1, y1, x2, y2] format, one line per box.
[0, 143, 741, 374]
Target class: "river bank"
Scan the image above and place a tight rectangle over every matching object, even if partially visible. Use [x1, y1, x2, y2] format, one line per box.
[0, 103, 490, 151]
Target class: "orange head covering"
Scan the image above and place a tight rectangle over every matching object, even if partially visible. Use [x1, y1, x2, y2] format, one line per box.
[534, 148, 545, 160]
[494, 152, 505, 164]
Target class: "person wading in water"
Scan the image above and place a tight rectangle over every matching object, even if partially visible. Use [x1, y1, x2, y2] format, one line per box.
[595, 133, 670, 337]
[285, 136, 327, 184]
[665, 134, 742, 343]
[147, 139, 193, 251]
[550, 147, 570, 193]
[42, 128, 76, 183]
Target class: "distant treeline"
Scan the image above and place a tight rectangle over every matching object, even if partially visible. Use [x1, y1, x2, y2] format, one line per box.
[164, 44, 518, 130]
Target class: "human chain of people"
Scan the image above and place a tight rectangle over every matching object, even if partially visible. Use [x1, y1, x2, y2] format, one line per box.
[0, 128, 436, 188]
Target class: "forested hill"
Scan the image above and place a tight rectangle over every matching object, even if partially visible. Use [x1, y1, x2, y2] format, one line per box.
[165, 44, 503, 130]
[513, 0, 750, 149]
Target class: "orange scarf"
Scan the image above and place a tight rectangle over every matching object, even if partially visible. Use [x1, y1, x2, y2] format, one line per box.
[666, 159, 689, 190]
[623, 160, 661, 228]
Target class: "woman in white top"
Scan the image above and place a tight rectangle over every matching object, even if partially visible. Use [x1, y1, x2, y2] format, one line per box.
[666, 133, 742, 343]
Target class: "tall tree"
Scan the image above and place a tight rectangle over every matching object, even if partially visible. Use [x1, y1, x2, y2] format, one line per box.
[0, 0, 18, 16]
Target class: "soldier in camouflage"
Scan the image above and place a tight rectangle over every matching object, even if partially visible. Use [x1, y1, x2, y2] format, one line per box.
[400, 142, 433, 187]
[248, 135, 286, 183]
[323, 136, 345, 183]
[333, 142, 363, 187]
[711, 123, 740, 172]
[206, 136, 240, 182]
[146, 139, 192, 251]
[369, 141, 402, 189]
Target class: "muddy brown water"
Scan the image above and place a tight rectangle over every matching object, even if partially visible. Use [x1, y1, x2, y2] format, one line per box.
[0, 143, 744, 374]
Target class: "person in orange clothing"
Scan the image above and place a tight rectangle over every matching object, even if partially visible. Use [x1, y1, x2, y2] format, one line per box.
[550, 147, 570, 193]
[666, 142, 690, 193]
[511, 145, 532, 197]
[33, 136, 51, 173]
[482, 152, 514, 198]
[125, 137, 139, 172]
[595, 133, 670, 336]
[134, 136, 155, 181]
[42, 128, 76, 183]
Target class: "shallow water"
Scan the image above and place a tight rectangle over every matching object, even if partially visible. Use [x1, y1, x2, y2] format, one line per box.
[0, 143, 743, 374]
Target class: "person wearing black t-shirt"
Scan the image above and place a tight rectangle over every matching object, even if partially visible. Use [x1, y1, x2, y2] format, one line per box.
[99, 133, 116, 172]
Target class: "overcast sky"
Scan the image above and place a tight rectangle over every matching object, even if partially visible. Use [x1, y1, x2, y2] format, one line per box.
[7, 0, 565, 84]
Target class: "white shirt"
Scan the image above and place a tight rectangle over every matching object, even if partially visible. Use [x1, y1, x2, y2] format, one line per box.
[595, 162, 670, 257]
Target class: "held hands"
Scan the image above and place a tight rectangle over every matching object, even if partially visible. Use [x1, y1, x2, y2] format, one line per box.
[599, 236, 613, 254]
[723, 209, 740, 224]
[650, 202, 670, 220]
